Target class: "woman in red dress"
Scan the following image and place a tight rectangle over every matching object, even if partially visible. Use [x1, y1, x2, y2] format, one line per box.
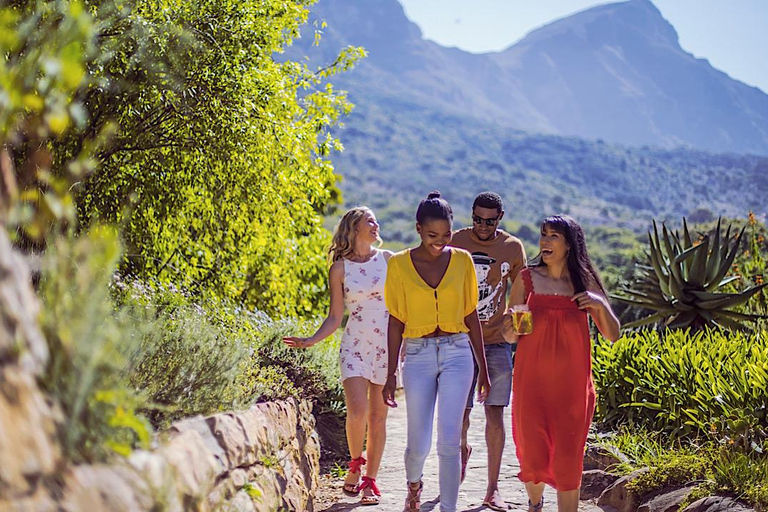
[504, 215, 620, 512]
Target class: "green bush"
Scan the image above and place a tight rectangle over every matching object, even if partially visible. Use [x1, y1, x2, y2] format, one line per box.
[593, 328, 768, 445]
[597, 429, 768, 510]
[39, 228, 153, 462]
[125, 305, 247, 425]
[118, 280, 344, 427]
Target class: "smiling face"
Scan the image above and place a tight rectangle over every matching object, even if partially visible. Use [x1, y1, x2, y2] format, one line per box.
[472, 205, 503, 241]
[356, 211, 381, 245]
[417, 218, 453, 257]
[539, 223, 570, 265]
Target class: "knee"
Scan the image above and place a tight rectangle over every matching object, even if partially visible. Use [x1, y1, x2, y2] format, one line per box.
[405, 444, 431, 461]
[346, 402, 367, 422]
[368, 409, 388, 429]
[485, 406, 505, 430]
[436, 442, 461, 458]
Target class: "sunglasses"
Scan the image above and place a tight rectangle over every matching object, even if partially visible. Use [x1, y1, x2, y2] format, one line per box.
[472, 215, 500, 226]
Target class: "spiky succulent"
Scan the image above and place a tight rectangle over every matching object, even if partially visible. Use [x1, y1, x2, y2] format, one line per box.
[614, 218, 768, 330]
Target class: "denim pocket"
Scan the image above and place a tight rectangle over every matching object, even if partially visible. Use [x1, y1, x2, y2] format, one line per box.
[405, 342, 424, 355]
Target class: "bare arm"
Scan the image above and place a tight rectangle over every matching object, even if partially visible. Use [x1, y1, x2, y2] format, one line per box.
[501, 274, 526, 343]
[572, 285, 621, 342]
[283, 260, 344, 348]
[382, 315, 405, 407]
[465, 310, 490, 402]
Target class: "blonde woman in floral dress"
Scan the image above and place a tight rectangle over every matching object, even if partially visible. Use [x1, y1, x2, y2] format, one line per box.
[284, 207, 392, 505]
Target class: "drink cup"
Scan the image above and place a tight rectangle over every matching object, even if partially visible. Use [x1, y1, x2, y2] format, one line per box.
[511, 305, 533, 335]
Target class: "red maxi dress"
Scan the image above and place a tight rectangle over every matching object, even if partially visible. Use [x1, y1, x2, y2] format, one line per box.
[512, 268, 595, 491]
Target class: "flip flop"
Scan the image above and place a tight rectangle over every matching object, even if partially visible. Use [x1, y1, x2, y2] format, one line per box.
[483, 489, 509, 511]
[461, 445, 472, 483]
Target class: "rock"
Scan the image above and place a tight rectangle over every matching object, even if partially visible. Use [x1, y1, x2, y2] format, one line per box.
[683, 496, 755, 512]
[584, 444, 630, 471]
[168, 416, 227, 474]
[207, 412, 250, 469]
[0, 230, 48, 374]
[598, 468, 649, 512]
[160, 429, 220, 504]
[61, 464, 154, 512]
[638, 486, 696, 512]
[0, 487, 57, 512]
[581, 469, 620, 500]
[0, 366, 60, 498]
[127, 451, 184, 512]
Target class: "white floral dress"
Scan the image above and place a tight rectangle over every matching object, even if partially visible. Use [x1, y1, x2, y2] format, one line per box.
[340, 250, 390, 385]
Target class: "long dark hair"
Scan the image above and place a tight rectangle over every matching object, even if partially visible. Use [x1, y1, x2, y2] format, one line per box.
[533, 215, 607, 296]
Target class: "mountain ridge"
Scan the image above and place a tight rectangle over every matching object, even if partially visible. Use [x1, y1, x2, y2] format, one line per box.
[291, 0, 768, 155]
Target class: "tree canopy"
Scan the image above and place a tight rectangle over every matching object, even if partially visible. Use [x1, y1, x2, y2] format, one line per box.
[20, 0, 363, 316]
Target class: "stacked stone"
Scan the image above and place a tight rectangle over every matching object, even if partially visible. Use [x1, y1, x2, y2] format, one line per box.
[0, 231, 61, 511]
[0, 231, 322, 511]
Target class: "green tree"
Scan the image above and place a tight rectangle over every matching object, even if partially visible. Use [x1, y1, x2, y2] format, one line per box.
[50, 0, 362, 316]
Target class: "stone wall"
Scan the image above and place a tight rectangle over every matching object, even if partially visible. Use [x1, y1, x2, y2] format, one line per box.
[0, 230, 321, 511]
[0, 230, 62, 510]
[59, 399, 320, 512]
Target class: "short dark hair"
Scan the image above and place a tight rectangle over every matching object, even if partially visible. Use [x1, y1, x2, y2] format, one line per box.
[416, 191, 453, 224]
[472, 192, 503, 213]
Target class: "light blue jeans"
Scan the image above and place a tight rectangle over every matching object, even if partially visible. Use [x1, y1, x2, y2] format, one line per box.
[402, 333, 475, 512]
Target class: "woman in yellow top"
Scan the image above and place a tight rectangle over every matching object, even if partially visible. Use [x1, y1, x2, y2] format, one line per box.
[383, 191, 491, 512]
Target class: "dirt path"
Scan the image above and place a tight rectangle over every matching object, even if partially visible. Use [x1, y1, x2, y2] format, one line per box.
[315, 395, 609, 511]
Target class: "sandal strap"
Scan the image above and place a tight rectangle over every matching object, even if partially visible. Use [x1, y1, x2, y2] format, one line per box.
[348, 456, 367, 474]
[407, 481, 422, 503]
[359, 476, 381, 496]
[529, 498, 544, 511]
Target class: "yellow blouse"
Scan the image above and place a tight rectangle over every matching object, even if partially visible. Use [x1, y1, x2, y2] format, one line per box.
[385, 247, 479, 338]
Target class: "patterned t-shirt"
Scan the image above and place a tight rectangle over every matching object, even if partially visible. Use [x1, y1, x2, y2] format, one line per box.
[451, 228, 526, 344]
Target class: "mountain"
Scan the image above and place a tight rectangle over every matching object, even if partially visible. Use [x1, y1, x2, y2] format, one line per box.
[284, 0, 768, 243]
[290, 0, 768, 155]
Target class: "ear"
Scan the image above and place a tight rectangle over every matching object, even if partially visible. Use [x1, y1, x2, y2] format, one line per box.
[416, 222, 422, 235]
[498, 210, 505, 221]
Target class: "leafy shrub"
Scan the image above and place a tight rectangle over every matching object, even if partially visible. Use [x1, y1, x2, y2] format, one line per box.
[125, 305, 247, 425]
[626, 450, 713, 495]
[118, 280, 344, 428]
[593, 328, 768, 445]
[39, 228, 153, 462]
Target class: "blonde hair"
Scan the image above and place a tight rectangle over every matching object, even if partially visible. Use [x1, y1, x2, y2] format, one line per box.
[329, 207, 382, 263]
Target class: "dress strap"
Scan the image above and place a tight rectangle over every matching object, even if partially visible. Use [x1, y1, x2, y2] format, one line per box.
[522, 268, 534, 300]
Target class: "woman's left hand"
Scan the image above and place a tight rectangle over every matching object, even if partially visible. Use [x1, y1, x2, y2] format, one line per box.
[571, 291, 607, 311]
[476, 370, 491, 403]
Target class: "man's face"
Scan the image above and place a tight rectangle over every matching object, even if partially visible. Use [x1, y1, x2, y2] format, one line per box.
[472, 206, 503, 241]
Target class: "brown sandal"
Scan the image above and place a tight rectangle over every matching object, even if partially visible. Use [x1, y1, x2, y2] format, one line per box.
[403, 480, 422, 512]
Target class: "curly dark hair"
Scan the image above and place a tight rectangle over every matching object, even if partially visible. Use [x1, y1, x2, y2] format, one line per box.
[472, 192, 503, 213]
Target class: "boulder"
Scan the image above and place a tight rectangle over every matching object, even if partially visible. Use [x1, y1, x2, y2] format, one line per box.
[581, 469, 620, 500]
[638, 486, 696, 512]
[683, 496, 754, 512]
[598, 468, 649, 512]
[584, 444, 630, 471]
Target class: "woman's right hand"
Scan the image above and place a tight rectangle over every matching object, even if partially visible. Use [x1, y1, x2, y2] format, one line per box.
[282, 336, 318, 349]
[382, 375, 398, 408]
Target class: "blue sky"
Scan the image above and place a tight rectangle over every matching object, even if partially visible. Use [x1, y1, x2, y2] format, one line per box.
[398, 0, 768, 93]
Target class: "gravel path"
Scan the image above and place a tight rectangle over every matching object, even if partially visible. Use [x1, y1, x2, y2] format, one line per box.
[315, 395, 608, 511]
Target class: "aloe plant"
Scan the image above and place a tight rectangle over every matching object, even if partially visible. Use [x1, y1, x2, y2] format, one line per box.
[614, 218, 768, 330]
